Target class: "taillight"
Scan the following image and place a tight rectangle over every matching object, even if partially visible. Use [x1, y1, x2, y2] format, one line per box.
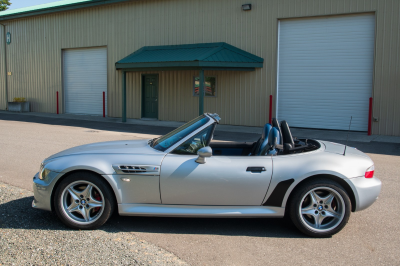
[365, 165, 374, 178]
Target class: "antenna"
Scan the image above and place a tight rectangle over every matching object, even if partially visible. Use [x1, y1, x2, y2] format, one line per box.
[343, 116, 352, 156]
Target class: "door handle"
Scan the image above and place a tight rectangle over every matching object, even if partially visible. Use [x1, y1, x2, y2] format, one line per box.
[246, 167, 266, 173]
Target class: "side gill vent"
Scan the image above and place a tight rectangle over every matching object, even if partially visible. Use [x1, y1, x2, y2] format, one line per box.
[119, 166, 147, 173]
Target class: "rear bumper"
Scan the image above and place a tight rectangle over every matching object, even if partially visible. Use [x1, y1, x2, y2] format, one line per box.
[348, 176, 382, 212]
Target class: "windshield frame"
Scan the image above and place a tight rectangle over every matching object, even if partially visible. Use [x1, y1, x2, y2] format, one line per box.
[151, 114, 215, 153]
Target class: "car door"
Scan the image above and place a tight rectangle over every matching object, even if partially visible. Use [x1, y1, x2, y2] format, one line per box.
[160, 153, 272, 206]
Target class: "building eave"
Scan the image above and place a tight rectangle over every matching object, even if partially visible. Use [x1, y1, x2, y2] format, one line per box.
[0, 0, 136, 21]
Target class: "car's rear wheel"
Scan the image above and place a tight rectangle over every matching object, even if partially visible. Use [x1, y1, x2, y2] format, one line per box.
[289, 179, 351, 237]
[54, 172, 115, 230]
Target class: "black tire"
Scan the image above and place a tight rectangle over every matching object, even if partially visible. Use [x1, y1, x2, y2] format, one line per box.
[54, 171, 116, 230]
[288, 178, 351, 238]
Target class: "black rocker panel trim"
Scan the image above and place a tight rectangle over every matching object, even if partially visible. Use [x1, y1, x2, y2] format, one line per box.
[263, 179, 295, 207]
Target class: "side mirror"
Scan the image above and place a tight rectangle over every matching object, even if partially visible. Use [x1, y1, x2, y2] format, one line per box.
[195, 146, 212, 164]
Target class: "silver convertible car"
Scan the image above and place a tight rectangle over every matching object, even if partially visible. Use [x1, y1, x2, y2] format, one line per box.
[33, 113, 381, 237]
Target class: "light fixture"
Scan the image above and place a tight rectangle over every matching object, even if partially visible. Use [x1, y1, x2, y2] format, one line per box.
[242, 4, 252, 11]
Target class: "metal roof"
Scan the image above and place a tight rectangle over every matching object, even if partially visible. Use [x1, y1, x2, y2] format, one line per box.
[115, 42, 264, 71]
[0, 0, 133, 21]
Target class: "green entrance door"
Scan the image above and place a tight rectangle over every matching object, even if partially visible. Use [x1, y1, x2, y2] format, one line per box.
[142, 75, 158, 119]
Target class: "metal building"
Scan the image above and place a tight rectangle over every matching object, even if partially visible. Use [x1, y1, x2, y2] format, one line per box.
[0, 0, 399, 136]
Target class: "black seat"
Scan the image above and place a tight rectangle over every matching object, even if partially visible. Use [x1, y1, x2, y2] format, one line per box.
[281, 120, 295, 150]
[280, 120, 314, 154]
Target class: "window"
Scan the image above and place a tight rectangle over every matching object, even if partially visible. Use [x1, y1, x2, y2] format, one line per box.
[193, 76, 216, 97]
[152, 115, 210, 152]
[172, 125, 214, 155]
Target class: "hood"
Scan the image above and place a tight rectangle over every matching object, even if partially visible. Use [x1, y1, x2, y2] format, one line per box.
[45, 139, 164, 162]
[321, 140, 370, 158]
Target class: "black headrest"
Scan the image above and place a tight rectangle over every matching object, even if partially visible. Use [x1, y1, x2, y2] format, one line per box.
[281, 120, 295, 148]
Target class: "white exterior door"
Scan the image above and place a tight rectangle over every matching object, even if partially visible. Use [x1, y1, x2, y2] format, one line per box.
[277, 14, 375, 131]
[63, 47, 107, 115]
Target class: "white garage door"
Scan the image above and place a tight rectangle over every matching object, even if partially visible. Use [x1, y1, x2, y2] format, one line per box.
[277, 14, 374, 131]
[63, 47, 107, 115]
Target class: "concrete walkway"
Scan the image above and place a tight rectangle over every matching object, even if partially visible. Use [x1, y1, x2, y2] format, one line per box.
[1, 110, 399, 143]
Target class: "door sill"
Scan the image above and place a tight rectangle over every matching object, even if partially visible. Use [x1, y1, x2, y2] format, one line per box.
[118, 204, 285, 218]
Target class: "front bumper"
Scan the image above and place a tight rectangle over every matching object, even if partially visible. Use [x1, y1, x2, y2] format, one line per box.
[32, 171, 60, 211]
[347, 175, 382, 212]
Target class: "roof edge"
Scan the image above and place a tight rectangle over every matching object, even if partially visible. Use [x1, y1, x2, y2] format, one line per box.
[0, 0, 134, 21]
[115, 61, 264, 70]
[117, 66, 256, 72]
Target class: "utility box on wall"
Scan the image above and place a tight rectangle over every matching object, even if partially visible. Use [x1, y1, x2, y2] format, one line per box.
[8, 102, 30, 112]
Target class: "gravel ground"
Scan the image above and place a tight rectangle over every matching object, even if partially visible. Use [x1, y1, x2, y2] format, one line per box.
[0, 182, 187, 266]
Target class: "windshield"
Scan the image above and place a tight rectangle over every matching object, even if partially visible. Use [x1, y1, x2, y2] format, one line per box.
[151, 115, 210, 152]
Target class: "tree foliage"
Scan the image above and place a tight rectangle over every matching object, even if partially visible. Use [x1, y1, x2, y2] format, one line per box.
[0, 0, 12, 11]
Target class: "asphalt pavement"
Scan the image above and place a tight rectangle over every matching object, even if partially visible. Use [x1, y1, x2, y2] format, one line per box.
[0, 112, 399, 265]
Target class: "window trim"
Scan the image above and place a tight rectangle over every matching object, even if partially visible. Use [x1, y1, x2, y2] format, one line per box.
[192, 76, 217, 97]
[164, 114, 216, 154]
[171, 123, 216, 155]
[152, 115, 210, 152]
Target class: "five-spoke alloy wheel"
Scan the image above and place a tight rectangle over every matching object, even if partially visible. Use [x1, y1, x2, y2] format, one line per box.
[61, 181, 105, 224]
[54, 172, 115, 230]
[289, 179, 351, 237]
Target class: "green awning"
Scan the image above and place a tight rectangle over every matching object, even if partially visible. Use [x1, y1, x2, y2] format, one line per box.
[118, 43, 264, 123]
[115, 42, 264, 71]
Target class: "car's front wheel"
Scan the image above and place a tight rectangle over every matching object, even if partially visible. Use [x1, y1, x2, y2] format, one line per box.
[289, 179, 351, 237]
[54, 172, 115, 230]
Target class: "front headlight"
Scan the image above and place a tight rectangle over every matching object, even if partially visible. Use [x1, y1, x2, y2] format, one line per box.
[39, 168, 51, 180]
[39, 163, 50, 180]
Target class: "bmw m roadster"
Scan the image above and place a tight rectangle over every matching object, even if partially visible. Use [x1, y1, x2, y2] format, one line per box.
[33, 113, 381, 237]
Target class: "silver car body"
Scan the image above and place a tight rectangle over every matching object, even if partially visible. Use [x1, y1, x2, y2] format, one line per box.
[33, 114, 381, 218]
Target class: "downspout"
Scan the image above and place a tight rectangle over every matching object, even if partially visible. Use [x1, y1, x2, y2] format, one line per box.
[0, 23, 8, 110]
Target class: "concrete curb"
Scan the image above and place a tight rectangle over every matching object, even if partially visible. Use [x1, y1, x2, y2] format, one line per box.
[1, 110, 400, 143]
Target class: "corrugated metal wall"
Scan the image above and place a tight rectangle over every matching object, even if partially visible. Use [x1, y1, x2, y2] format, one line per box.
[0, 0, 399, 135]
[126, 70, 265, 126]
[0, 26, 6, 110]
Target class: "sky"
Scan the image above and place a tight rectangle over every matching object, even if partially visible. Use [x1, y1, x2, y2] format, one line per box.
[8, 0, 61, 10]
